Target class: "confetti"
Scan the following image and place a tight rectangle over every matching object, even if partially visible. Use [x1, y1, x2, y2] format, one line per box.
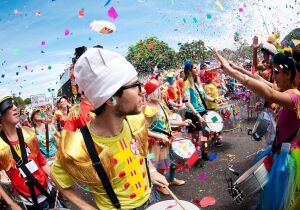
[48, 65, 52, 70]
[35, 11, 42, 16]
[108, 7, 118, 21]
[193, 17, 198, 23]
[14, 9, 23, 15]
[208, 153, 218, 161]
[199, 172, 206, 181]
[78, 8, 85, 18]
[199, 196, 216, 208]
[104, 0, 112, 7]
[41, 41, 46, 46]
[206, 14, 212, 19]
[64, 29, 70, 36]
[215, 1, 224, 11]
[239, 8, 244, 12]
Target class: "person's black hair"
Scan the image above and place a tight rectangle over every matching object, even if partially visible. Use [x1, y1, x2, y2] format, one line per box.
[272, 53, 297, 82]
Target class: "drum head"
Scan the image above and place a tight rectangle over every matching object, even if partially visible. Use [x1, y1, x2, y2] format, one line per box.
[204, 111, 223, 133]
[172, 139, 196, 159]
[146, 200, 200, 210]
[0, 170, 11, 185]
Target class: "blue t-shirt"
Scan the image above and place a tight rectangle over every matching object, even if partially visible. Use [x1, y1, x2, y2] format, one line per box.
[35, 125, 58, 157]
[184, 80, 207, 113]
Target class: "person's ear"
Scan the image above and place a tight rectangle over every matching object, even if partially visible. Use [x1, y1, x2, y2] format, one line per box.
[111, 97, 117, 106]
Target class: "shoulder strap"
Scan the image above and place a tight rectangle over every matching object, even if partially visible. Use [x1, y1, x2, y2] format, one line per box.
[80, 126, 121, 209]
[159, 103, 172, 137]
[194, 84, 208, 110]
[45, 123, 49, 158]
[0, 128, 53, 208]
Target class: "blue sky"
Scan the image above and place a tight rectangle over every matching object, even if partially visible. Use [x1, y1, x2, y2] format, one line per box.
[0, 0, 299, 99]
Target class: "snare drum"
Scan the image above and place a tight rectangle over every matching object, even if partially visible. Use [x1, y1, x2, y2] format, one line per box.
[228, 156, 269, 203]
[146, 200, 200, 210]
[248, 111, 272, 141]
[170, 138, 196, 165]
[203, 111, 223, 133]
[0, 170, 11, 185]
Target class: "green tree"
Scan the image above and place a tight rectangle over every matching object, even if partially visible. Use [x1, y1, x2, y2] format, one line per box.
[176, 40, 213, 65]
[24, 98, 31, 105]
[13, 96, 25, 107]
[126, 37, 176, 76]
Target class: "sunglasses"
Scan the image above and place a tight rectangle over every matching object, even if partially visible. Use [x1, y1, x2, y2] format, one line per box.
[119, 80, 143, 92]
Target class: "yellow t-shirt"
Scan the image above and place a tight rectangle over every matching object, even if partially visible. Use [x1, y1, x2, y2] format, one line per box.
[204, 83, 219, 110]
[51, 121, 151, 209]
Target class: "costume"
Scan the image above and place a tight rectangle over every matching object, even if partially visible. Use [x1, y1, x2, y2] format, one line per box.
[35, 124, 59, 158]
[0, 127, 49, 202]
[53, 109, 67, 129]
[143, 103, 172, 173]
[256, 89, 300, 210]
[51, 113, 151, 210]
[64, 100, 94, 131]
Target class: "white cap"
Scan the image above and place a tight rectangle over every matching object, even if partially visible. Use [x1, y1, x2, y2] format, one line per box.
[261, 42, 277, 55]
[74, 48, 137, 109]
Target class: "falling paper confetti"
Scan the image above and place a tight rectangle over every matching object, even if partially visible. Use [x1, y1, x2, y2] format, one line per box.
[35, 11, 42, 16]
[215, 1, 224, 11]
[48, 65, 52, 70]
[193, 17, 198, 23]
[78, 8, 85, 18]
[239, 8, 244, 12]
[64, 29, 70, 36]
[104, 0, 112, 7]
[14, 9, 23, 15]
[108, 7, 118, 21]
[41, 41, 46, 46]
[206, 14, 212, 19]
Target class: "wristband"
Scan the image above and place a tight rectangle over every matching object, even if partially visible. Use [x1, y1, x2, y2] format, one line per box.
[150, 168, 157, 173]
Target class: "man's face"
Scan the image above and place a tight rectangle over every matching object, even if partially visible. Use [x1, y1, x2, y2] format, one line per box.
[2, 104, 20, 126]
[115, 77, 144, 116]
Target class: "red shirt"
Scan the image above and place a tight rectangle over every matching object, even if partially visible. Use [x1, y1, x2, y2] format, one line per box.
[6, 139, 48, 197]
[64, 100, 94, 131]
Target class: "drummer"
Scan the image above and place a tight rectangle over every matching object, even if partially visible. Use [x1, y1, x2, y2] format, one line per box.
[182, 61, 218, 164]
[165, 73, 183, 111]
[202, 71, 223, 146]
[143, 79, 192, 195]
[214, 51, 300, 210]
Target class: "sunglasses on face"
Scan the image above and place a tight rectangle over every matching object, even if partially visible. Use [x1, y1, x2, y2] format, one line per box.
[119, 80, 143, 92]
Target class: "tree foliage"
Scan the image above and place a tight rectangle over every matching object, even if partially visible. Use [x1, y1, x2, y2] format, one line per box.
[13, 96, 25, 107]
[176, 40, 213, 65]
[126, 37, 176, 76]
[24, 98, 31, 105]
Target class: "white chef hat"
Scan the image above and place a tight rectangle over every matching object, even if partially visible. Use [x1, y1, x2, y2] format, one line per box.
[74, 48, 137, 109]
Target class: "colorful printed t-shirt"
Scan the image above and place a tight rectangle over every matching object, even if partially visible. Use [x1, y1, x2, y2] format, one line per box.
[51, 121, 151, 209]
[35, 125, 58, 157]
[6, 140, 48, 197]
[183, 80, 207, 113]
[148, 103, 172, 137]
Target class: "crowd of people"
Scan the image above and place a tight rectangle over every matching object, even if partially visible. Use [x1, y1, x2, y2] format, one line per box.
[0, 34, 299, 210]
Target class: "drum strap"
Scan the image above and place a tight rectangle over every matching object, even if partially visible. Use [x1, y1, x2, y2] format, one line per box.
[194, 84, 208, 110]
[80, 125, 121, 210]
[0, 128, 53, 208]
[45, 123, 50, 158]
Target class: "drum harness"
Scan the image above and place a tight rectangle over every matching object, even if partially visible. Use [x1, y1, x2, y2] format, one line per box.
[225, 126, 299, 203]
[0, 128, 59, 209]
[80, 119, 152, 210]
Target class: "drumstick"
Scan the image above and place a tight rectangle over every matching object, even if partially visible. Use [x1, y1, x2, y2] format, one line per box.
[164, 186, 186, 210]
[190, 122, 196, 128]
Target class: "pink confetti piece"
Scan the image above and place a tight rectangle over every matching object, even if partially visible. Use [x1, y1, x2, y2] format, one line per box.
[41, 41, 46, 46]
[14, 9, 23, 15]
[200, 196, 216, 208]
[165, 202, 177, 209]
[35, 11, 42, 16]
[239, 8, 244, 12]
[78, 8, 85, 18]
[199, 172, 206, 181]
[64, 29, 70, 36]
[108, 7, 118, 21]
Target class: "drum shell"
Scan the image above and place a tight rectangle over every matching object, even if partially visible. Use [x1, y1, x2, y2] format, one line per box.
[170, 139, 196, 166]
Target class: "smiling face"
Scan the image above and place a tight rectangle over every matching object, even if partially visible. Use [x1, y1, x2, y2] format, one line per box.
[272, 64, 291, 89]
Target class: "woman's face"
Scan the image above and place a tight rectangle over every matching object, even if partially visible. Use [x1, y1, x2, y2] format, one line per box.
[58, 98, 67, 109]
[272, 64, 291, 89]
[33, 112, 43, 123]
